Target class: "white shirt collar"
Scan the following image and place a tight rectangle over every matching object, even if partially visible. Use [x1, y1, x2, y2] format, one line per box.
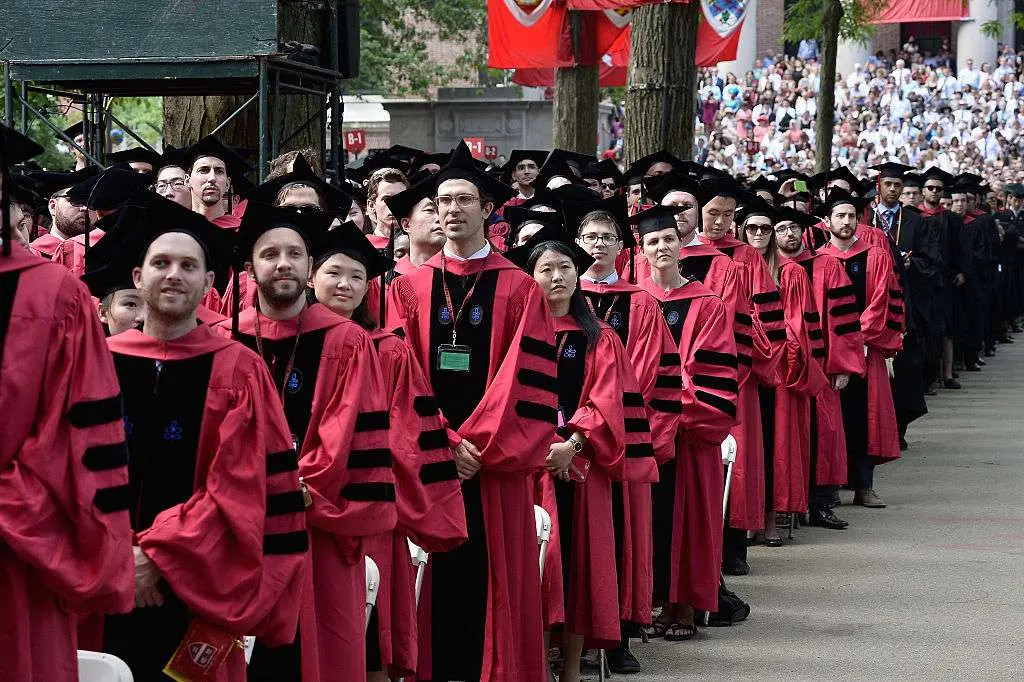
[443, 242, 491, 261]
[582, 270, 619, 285]
[683, 231, 703, 247]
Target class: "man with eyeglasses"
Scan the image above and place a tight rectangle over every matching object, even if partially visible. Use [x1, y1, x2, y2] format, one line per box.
[774, 207, 865, 530]
[569, 196, 679, 675]
[153, 165, 192, 209]
[27, 167, 96, 259]
[386, 141, 558, 682]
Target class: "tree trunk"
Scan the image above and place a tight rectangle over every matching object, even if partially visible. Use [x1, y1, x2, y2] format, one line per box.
[553, 65, 599, 152]
[624, 1, 698, 164]
[553, 11, 600, 153]
[163, 1, 328, 176]
[814, 0, 843, 173]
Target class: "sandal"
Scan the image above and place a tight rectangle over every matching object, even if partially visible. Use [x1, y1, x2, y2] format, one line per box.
[664, 621, 698, 641]
[643, 617, 673, 639]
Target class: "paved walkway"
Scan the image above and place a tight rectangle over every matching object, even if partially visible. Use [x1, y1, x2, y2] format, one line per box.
[630, 339, 1024, 681]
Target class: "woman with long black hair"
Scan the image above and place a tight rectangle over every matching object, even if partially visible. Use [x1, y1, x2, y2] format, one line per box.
[507, 228, 653, 682]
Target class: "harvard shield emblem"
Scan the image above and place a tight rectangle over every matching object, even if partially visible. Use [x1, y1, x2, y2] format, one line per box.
[701, 0, 747, 36]
[504, 0, 554, 27]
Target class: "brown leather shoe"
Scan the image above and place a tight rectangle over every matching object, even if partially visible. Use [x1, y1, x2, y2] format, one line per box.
[854, 488, 886, 508]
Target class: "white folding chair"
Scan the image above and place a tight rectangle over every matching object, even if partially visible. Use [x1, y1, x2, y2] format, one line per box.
[365, 555, 380, 633]
[77, 650, 133, 682]
[534, 504, 552, 579]
[407, 538, 429, 607]
[721, 433, 738, 516]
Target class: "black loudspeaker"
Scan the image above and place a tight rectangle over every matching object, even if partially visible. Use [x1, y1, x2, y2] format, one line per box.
[337, 0, 360, 79]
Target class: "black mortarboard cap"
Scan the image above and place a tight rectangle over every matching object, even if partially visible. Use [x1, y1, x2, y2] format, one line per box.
[1, 123, 44, 166]
[433, 140, 515, 207]
[581, 158, 625, 186]
[870, 161, 915, 180]
[921, 166, 954, 186]
[108, 146, 163, 169]
[627, 150, 684, 179]
[736, 196, 778, 225]
[954, 172, 984, 188]
[237, 203, 335, 262]
[535, 155, 589, 190]
[645, 171, 707, 206]
[184, 135, 253, 180]
[383, 176, 436, 222]
[81, 222, 141, 299]
[311, 220, 394, 279]
[246, 155, 353, 214]
[62, 121, 84, 140]
[504, 223, 595, 274]
[29, 166, 100, 197]
[815, 187, 871, 217]
[412, 152, 450, 173]
[505, 206, 564, 247]
[902, 173, 923, 188]
[347, 149, 413, 185]
[748, 175, 777, 194]
[773, 206, 820, 228]
[628, 204, 687, 237]
[156, 145, 189, 172]
[701, 175, 750, 202]
[518, 189, 561, 212]
[66, 165, 153, 210]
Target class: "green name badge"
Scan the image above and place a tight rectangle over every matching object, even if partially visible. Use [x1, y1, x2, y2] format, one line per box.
[437, 344, 472, 372]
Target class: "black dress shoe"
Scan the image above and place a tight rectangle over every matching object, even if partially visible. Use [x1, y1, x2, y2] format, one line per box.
[899, 435, 909, 451]
[606, 644, 642, 675]
[984, 349, 995, 357]
[943, 378, 962, 389]
[808, 508, 848, 530]
[924, 384, 938, 396]
[965, 363, 981, 372]
[722, 557, 749, 575]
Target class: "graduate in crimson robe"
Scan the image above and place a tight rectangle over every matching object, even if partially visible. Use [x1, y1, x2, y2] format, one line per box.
[633, 205, 738, 641]
[817, 189, 902, 508]
[506, 228, 653, 682]
[95, 195, 307, 682]
[565, 196, 677, 672]
[308, 221, 468, 679]
[218, 205, 397, 682]
[385, 142, 556, 681]
[776, 208, 866, 529]
[0, 241, 135, 681]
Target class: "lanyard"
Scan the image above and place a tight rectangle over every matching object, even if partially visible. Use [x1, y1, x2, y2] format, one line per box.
[440, 252, 487, 345]
[584, 292, 622, 323]
[254, 307, 304, 402]
[555, 330, 571, 360]
[875, 204, 902, 244]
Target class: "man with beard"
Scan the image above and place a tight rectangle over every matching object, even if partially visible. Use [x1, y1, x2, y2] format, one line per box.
[919, 166, 966, 389]
[185, 135, 252, 229]
[224, 204, 397, 682]
[1, 123, 134, 682]
[384, 177, 446, 276]
[99, 194, 307, 681]
[818, 189, 903, 509]
[774, 207, 865, 529]
[385, 141, 558, 681]
[27, 167, 96, 259]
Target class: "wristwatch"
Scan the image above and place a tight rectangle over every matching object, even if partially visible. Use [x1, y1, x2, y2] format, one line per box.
[567, 436, 584, 453]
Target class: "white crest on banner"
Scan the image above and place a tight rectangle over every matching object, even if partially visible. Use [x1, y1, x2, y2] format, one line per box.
[701, 0, 747, 37]
[603, 8, 632, 29]
[504, 0, 555, 27]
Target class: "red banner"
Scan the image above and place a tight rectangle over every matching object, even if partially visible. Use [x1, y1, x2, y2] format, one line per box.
[488, 0, 569, 69]
[344, 129, 366, 155]
[567, 0, 665, 8]
[869, 0, 968, 23]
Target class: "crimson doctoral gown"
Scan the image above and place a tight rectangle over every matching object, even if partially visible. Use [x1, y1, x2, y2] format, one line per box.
[640, 277, 738, 612]
[538, 318, 654, 647]
[772, 259, 829, 511]
[579, 277, 679, 625]
[819, 240, 903, 463]
[27, 231, 62, 259]
[0, 247, 134, 682]
[789, 249, 866, 486]
[362, 327, 468, 678]
[386, 249, 557, 682]
[103, 324, 307, 682]
[50, 230, 104, 276]
[225, 304, 397, 682]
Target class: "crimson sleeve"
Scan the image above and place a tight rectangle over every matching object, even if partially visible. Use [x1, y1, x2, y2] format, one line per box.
[680, 296, 740, 444]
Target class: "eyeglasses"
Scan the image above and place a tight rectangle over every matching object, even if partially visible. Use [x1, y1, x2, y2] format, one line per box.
[744, 225, 773, 234]
[600, 181, 617, 189]
[154, 179, 187, 191]
[774, 223, 803, 234]
[578, 233, 621, 245]
[435, 194, 481, 208]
